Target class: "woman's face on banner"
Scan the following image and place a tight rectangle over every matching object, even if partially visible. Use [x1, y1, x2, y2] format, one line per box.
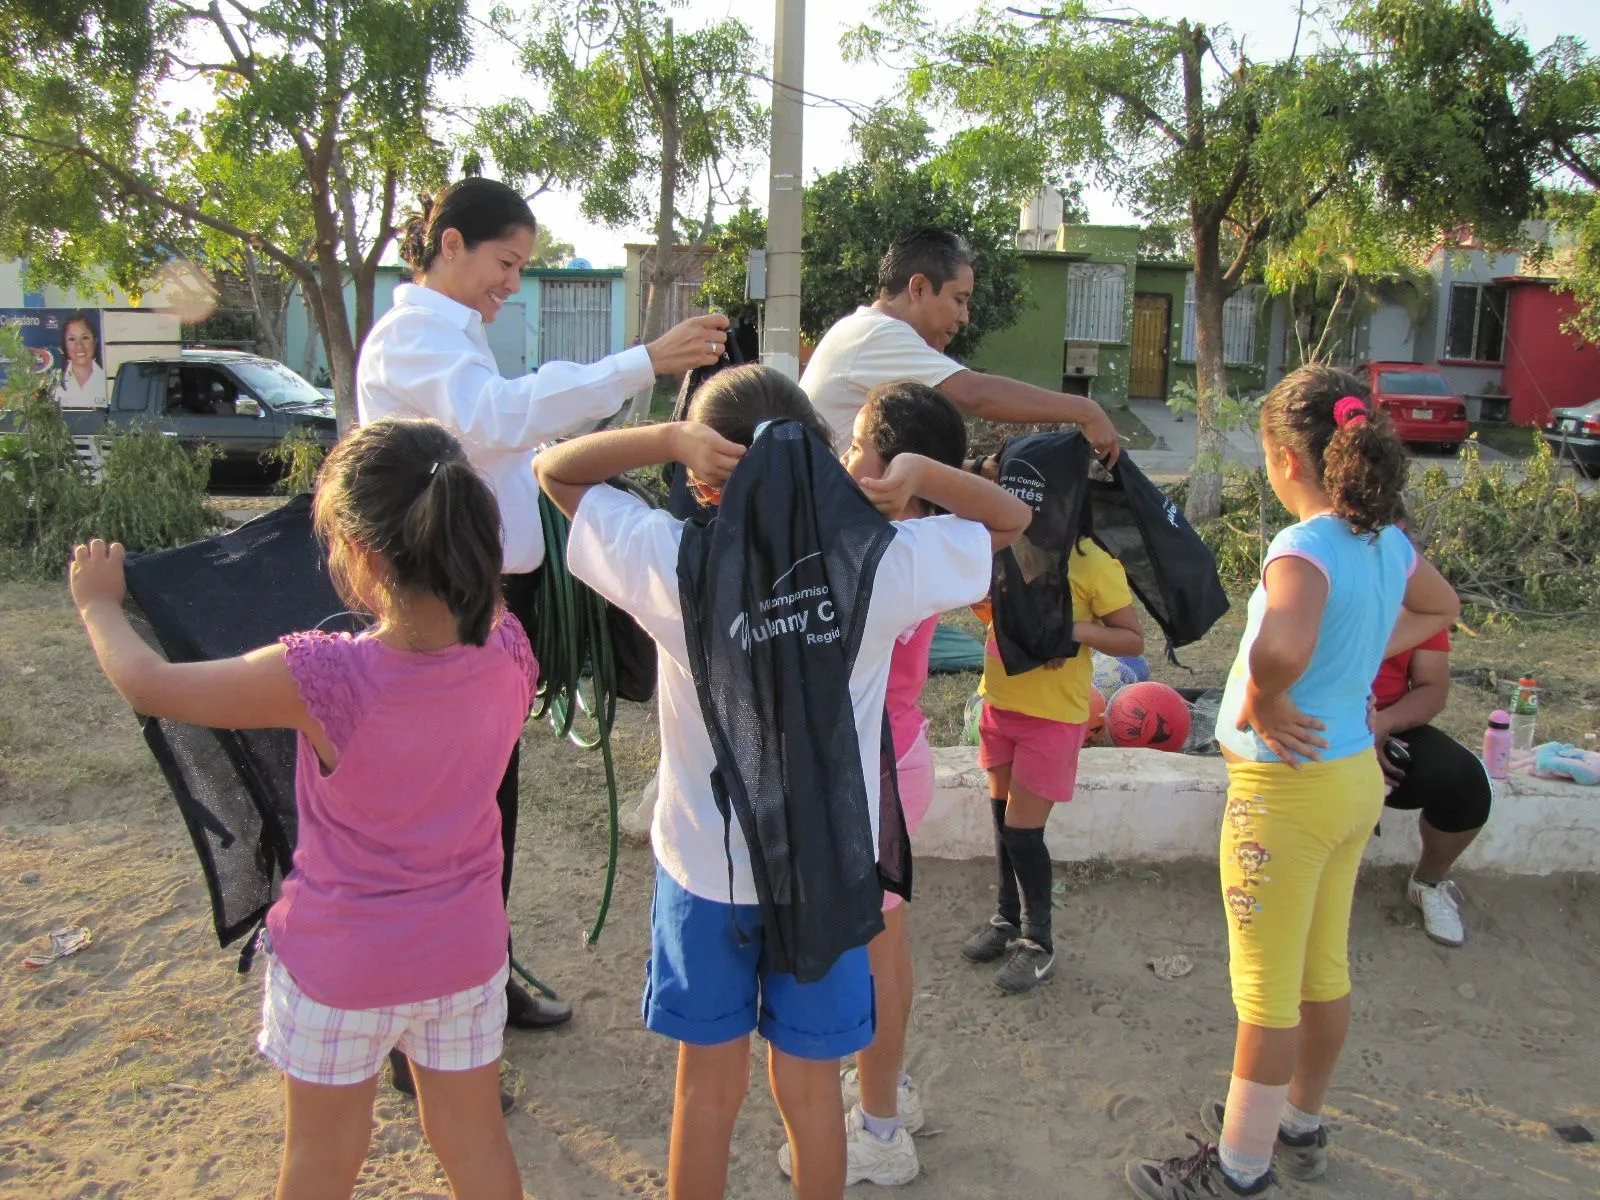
[64, 320, 97, 366]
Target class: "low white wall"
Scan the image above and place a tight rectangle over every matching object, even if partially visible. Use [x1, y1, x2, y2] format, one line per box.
[915, 746, 1600, 877]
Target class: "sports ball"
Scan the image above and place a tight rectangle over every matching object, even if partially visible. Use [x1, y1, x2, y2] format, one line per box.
[1117, 655, 1152, 683]
[1087, 687, 1108, 743]
[1107, 681, 1191, 752]
[1092, 651, 1135, 694]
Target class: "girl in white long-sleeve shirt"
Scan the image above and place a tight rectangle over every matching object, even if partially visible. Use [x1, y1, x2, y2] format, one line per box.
[354, 176, 729, 1081]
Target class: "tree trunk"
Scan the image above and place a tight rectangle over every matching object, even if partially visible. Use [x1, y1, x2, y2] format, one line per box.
[1185, 226, 1230, 525]
[627, 79, 682, 424]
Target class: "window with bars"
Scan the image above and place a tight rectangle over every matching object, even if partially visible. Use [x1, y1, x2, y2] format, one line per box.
[1065, 263, 1127, 342]
[1179, 275, 1260, 364]
[1443, 283, 1507, 362]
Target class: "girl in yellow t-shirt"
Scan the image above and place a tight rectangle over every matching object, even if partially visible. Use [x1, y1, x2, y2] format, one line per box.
[963, 517, 1143, 994]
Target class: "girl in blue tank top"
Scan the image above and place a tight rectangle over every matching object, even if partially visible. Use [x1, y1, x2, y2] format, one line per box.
[1126, 368, 1459, 1199]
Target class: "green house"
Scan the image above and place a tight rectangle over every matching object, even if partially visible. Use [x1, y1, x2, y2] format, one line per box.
[968, 225, 1277, 408]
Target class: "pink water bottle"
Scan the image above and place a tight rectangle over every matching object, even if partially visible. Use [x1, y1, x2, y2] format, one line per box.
[1483, 710, 1512, 779]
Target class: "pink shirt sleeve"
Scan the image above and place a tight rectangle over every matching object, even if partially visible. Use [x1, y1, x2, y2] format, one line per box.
[496, 611, 540, 709]
[280, 631, 367, 753]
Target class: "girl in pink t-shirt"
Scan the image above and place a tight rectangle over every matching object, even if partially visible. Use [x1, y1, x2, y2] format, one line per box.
[70, 418, 535, 1200]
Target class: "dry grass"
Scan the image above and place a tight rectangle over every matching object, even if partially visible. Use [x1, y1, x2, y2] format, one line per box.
[0, 581, 165, 826]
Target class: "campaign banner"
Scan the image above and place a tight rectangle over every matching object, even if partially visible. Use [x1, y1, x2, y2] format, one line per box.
[0, 307, 109, 408]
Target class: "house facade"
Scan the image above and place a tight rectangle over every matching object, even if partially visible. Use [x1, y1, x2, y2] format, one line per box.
[967, 225, 1278, 409]
[1350, 234, 1598, 425]
[285, 264, 629, 383]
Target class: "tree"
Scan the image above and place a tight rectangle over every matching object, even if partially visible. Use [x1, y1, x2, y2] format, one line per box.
[482, 1, 766, 364]
[0, 1, 472, 431]
[1522, 37, 1600, 341]
[528, 224, 575, 269]
[847, 1, 1541, 521]
[699, 108, 1034, 359]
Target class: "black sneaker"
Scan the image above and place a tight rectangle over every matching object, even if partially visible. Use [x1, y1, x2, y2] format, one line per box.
[1200, 1099, 1328, 1180]
[961, 916, 1020, 963]
[1125, 1135, 1277, 1198]
[994, 938, 1054, 994]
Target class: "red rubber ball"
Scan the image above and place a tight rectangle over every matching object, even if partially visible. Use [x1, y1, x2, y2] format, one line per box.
[1106, 681, 1191, 752]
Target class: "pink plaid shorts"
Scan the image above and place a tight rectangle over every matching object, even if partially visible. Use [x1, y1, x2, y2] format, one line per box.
[257, 941, 509, 1086]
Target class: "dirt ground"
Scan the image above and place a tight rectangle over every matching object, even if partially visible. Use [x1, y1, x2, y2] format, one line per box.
[3, 580, 1599, 1199]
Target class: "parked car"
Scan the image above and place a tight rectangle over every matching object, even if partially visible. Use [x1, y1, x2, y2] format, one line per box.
[1542, 398, 1600, 478]
[1361, 362, 1469, 451]
[2, 350, 337, 490]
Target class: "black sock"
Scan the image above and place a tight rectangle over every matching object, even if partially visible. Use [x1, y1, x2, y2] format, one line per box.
[1001, 824, 1053, 954]
[991, 797, 1021, 927]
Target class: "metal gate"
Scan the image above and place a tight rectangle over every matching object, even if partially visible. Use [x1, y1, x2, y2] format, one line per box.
[540, 279, 612, 366]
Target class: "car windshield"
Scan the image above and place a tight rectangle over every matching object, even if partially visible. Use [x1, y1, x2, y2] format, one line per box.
[1378, 370, 1453, 397]
[227, 360, 327, 407]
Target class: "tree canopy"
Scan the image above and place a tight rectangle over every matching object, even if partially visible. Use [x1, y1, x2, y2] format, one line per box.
[1, 0, 472, 429]
[845, 0, 1545, 519]
[699, 107, 1035, 359]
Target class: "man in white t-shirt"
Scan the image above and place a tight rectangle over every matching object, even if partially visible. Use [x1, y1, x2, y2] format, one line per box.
[801, 226, 1121, 465]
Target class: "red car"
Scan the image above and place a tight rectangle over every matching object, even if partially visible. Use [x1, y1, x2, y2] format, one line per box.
[1362, 362, 1469, 450]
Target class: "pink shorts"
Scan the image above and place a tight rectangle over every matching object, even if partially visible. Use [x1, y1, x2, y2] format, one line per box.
[257, 939, 509, 1086]
[977, 703, 1087, 805]
[884, 731, 934, 912]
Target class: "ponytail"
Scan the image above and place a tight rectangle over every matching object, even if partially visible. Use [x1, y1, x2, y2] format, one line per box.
[395, 457, 503, 645]
[1261, 365, 1408, 537]
[314, 419, 505, 645]
[401, 178, 537, 275]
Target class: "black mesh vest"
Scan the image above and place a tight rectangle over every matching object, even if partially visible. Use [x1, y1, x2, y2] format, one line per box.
[676, 420, 897, 982]
[990, 432, 1229, 671]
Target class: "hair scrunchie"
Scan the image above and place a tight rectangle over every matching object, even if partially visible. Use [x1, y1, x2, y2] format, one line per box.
[1333, 396, 1369, 428]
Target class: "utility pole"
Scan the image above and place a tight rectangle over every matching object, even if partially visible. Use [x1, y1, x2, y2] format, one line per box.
[762, 0, 803, 380]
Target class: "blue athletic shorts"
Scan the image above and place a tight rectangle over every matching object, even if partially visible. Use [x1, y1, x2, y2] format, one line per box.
[644, 867, 876, 1060]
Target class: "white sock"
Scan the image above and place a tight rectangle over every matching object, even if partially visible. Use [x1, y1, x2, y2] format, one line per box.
[1280, 1101, 1322, 1136]
[1219, 1076, 1289, 1186]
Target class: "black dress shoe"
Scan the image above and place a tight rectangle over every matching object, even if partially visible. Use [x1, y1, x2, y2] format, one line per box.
[388, 1049, 515, 1114]
[505, 979, 573, 1029]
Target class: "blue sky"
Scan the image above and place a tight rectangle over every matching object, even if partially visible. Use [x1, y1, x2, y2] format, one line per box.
[469, 0, 1598, 267]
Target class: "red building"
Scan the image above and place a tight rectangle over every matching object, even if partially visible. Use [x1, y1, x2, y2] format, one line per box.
[1499, 278, 1600, 426]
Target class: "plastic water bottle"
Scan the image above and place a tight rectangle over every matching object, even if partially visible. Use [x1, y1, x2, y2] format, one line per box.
[1510, 677, 1540, 752]
[1483, 710, 1512, 780]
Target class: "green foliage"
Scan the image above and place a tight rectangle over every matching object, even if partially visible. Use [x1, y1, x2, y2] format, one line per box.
[1196, 443, 1598, 615]
[262, 427, 327, 497]
[697, 116, 1032, 359]
[481, 1, 766, 231]
[844, 1, 1548, 520]
[0, 1, 472, 428]
[93, 427, 217, 552]
[528, 225, 576, 269]
[0, 328, 218, 579]
[698, 202, 767, 326]
[0, 336, 97, 577]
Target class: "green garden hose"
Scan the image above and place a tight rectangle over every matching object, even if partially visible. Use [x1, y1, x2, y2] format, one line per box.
[522, 492, 623, 962]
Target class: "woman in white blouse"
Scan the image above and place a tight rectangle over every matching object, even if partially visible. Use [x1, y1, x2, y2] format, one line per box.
[358, 178, 726, 1089]
[55, 313, 107, 408]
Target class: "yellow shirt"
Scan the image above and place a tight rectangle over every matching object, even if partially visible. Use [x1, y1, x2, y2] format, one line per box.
[980, 539, 1134, 724]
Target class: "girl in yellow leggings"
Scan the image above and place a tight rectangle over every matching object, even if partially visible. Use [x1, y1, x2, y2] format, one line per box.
[1126, 367, 1459, 1199]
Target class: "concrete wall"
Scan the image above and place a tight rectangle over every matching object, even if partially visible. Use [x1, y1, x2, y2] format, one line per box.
[965, 253, 1073, 393]
[913, 747, 1599, 876]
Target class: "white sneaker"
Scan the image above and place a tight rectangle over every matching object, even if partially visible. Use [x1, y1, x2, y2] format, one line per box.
[840, 1065, 925, 1134]
[776, 1104, 921, 1186]
[1407, 876, 1466, 946]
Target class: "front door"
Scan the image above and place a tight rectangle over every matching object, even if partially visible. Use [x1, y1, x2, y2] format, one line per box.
[1130, 293, 1171, 400]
